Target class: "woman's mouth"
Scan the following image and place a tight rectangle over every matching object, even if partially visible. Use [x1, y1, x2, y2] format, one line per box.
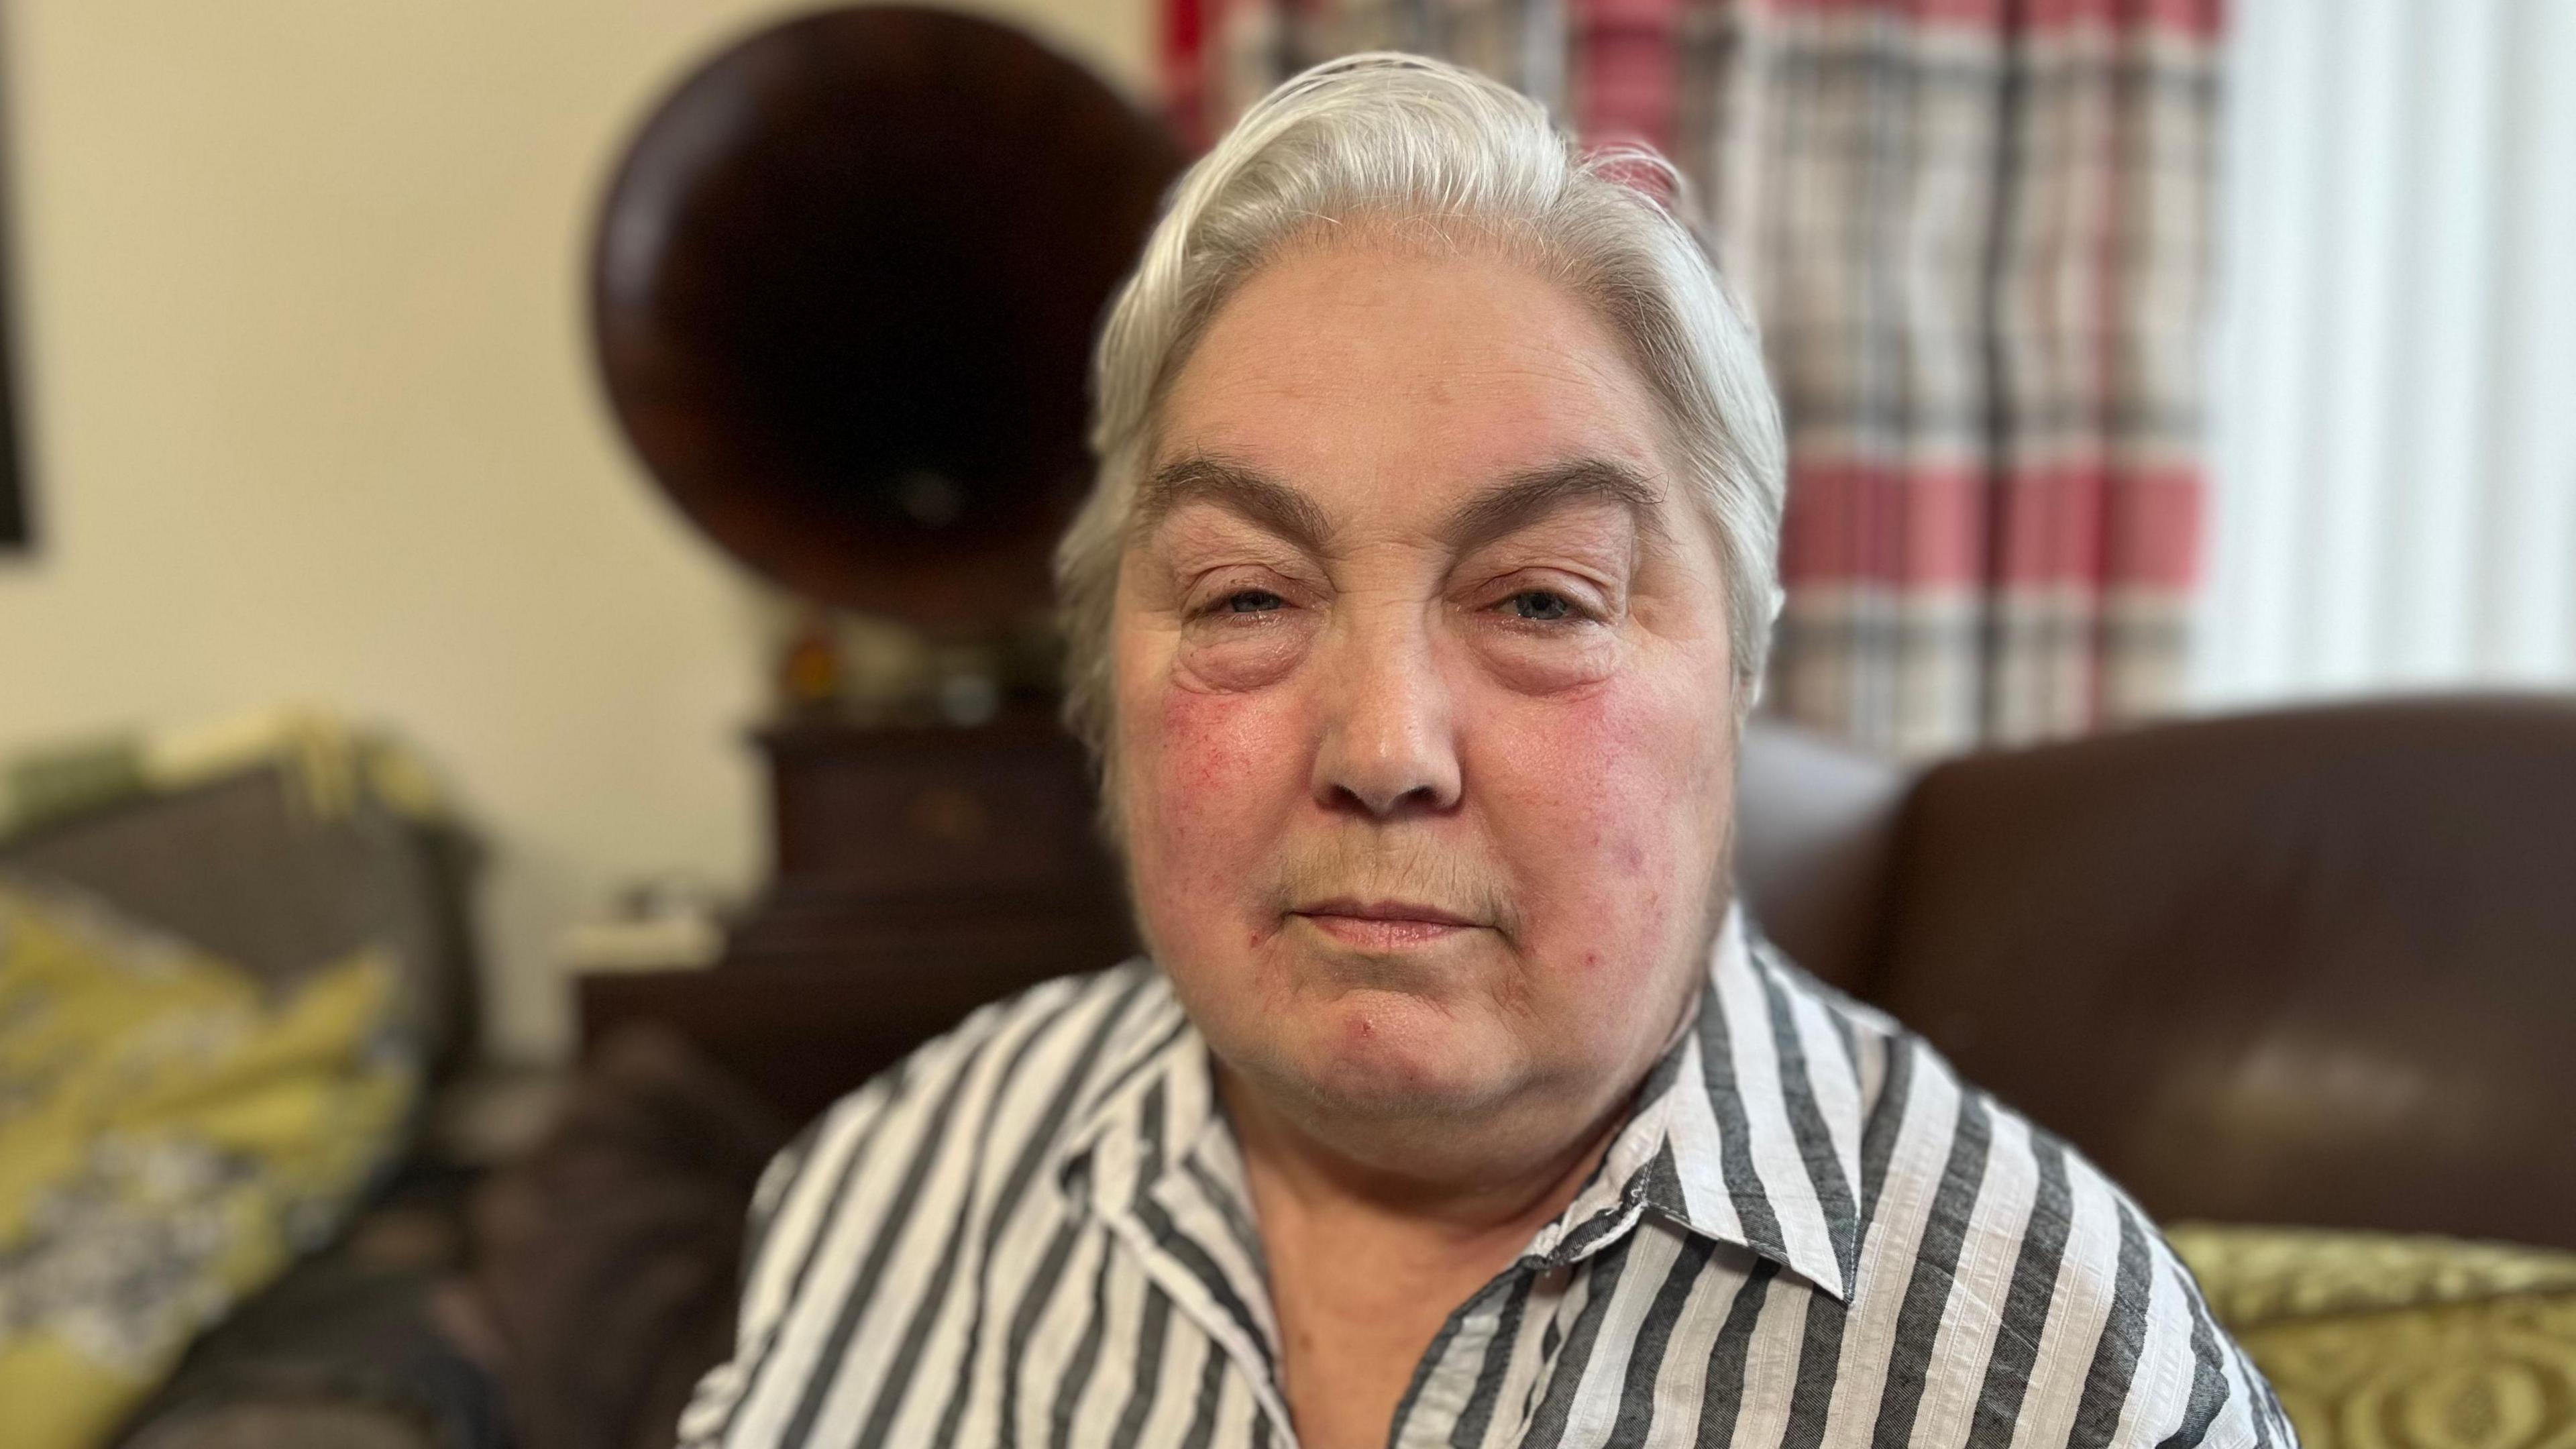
[1289, 899, 1480, 949]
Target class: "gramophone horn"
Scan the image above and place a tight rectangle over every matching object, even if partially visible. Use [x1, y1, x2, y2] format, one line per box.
[591, 7, 1182, 630]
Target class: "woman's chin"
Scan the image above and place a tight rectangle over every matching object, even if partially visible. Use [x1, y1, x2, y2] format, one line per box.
[1278, 989, 1517, 1120]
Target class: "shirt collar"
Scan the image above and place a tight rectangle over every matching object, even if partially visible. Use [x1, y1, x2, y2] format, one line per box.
[1625, 905, 1866, 1300]
[1055, 980, 1207, 1212]
[1055, 903, 1866, 1303]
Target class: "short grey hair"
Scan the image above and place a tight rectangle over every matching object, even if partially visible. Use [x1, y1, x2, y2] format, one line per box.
[1055, 52, 1787, 770]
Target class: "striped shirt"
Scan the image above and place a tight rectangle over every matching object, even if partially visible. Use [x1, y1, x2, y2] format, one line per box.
[678, 906, 2294, 1449]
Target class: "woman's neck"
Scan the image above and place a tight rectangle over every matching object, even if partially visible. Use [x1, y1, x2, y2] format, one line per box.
[1220, 1065, 1637, 1449]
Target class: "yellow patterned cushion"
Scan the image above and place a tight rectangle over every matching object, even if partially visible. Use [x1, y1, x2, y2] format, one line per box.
[2170, 1224, 2576, 1449]
[0, 876, 419, 1449]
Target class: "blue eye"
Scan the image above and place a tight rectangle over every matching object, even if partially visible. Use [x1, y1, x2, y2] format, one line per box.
[1507, 591, 1575, 622]
[1224, 590, 1285, 614]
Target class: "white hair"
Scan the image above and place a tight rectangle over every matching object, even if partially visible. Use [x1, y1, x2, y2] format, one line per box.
[1054, 52, 1787, 771]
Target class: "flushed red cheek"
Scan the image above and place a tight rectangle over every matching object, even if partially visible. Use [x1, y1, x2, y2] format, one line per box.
[1150, 687, 1275, 812]
[1483, 685, 1708, 953]
[1497, 692, 1670, 831]
[1132, 686, 1303, 913]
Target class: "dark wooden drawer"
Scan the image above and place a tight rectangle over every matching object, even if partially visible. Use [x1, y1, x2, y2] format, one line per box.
[755, 703, 1120, 905]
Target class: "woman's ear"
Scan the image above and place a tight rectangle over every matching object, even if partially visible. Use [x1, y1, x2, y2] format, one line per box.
[1741, 582, 1786, 712]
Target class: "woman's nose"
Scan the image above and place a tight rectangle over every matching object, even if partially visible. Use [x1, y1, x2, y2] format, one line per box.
[1309, 606, 1463, 818]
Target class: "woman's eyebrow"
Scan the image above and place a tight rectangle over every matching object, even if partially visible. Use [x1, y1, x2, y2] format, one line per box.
[1132, 454, 1336, 553]
[1438, 458, 1666, 555]
[1132, 452, 1663, 557]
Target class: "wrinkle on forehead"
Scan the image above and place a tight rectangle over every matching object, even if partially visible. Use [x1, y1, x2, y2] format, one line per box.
[1161, 244, 1667, 472]
[1136, 214, 1638, 470]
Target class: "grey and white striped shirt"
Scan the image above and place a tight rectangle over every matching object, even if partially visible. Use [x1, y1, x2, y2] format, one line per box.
[679, 908, 2292, 1449]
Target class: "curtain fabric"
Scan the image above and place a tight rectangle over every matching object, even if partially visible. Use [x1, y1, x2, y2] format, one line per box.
[2196, 0, 2576, 708]
[1161, 0, 2223, 757]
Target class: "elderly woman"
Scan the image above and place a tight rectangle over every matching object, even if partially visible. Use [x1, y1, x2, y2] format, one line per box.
[682, 55, 2287, 1449]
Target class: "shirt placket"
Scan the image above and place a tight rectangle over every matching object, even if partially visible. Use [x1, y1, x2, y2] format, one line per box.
[1090, 1112, 1299, 1444]
[1097, 1066, 1675, 1449]
[1388, 1172, 1661, 1449]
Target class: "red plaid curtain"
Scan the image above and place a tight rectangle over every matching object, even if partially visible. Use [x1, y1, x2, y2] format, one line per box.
[1163, 0, 2222, 757]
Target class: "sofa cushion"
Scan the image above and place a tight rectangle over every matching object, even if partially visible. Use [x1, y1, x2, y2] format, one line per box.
[2171, 1224, 2576, 1449]
[0, 712, 482, 1077]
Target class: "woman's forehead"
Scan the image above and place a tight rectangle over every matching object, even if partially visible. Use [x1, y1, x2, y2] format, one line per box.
[1152, 239, 1677, 532]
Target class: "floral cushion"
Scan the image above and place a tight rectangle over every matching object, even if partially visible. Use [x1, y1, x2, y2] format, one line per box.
[0, 876, 418, 1449]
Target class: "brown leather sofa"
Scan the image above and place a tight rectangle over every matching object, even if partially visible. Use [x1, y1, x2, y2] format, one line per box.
[1737, 693, 2576, 1253]
[98, 693, 2572, 1449]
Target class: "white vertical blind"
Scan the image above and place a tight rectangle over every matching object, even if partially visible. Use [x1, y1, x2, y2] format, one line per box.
[2195, 0, 2576, 706]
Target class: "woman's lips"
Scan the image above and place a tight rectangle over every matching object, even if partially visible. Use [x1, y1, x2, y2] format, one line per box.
[1291, 900, 1479, 949]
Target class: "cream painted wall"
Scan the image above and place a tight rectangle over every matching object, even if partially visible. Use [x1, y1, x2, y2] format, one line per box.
[0, 0, 1152, 1057]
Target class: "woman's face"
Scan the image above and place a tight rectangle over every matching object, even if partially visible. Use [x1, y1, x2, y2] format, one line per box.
[1109, 235, 1742, 1152]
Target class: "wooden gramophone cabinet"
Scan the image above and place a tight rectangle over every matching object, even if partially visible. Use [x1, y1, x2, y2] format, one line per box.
[576, 7, 1183, 1122]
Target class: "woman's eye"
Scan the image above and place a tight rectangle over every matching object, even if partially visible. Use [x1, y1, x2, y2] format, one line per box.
[1222, 589, 1286, 614]
[1504, 590, 1576, 622]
